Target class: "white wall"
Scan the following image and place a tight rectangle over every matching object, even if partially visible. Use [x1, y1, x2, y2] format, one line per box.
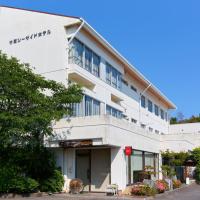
[160, 133, 200, 152]
[0, 6, 80, 85]
[170, 123, 200, 134]
[111, 147, 127, 190]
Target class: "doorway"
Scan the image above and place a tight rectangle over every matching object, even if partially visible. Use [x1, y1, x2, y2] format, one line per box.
[76, 149, 91, 192]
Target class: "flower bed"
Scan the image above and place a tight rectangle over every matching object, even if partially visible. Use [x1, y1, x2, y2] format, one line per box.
[155, 180, 168, 193]
[131, 184, 156, 197]
[130, 179, 182, 197]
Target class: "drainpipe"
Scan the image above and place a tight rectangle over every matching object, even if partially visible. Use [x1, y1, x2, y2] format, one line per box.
[138, 83, 152, 126]
[68, 18, 85, 44]
[66, 18, 85, 84]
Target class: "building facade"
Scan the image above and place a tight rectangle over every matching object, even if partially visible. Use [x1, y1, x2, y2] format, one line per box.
[0, 6, 179, 192]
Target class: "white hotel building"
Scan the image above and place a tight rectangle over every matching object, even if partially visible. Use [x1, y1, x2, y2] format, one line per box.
[1, 6, 196, 192]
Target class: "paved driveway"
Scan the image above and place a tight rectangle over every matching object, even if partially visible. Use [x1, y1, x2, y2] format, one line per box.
[154, 183, 200, 200]
[1, 184, 200, 200]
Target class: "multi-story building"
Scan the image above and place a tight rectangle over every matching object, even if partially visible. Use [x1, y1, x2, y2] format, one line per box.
[0, 6, 177, 192]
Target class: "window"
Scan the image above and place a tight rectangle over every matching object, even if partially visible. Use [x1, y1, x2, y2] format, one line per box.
[71, 95, 100, 117]
[106, 63, 122, 90]
[106, 105, 122, 119]
[106, 64, 112, 85]
[154, 104, 159, 116]
[145, 152, 154, 168]
[165, 112, 168, 121]
[131, 150, 143, 183]
[70, 102, 83, 117]
[122, 79, 128, 86]
[85, 96, 100, 116]
[131, 118, 137, 124]
[69, 38, 100, 78]
[129, 150, 158, 183]
[148, 100, 153, 112]
[85, 96, 93, 116]
[130, 85, 137, 93]
[69, 38, 84, 66]
[141, 124, 146, 129]
[93, 99, 100, 115]
[112, 68, 118, 88]
[93, 53, 100, 77]
[141, 95, 146, 108]
[160, 109, 164, 119]
[149, 127, 153, 132]
[85, 46, 92, 72]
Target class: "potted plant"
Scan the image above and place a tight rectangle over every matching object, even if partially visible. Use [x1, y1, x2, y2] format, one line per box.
[142, 166, 156, 187]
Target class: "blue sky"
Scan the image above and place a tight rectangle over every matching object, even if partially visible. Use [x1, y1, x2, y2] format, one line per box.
[0, 0, 200, 118]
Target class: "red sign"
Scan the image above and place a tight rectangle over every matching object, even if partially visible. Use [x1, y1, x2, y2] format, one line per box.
[125, 146, 132, 156]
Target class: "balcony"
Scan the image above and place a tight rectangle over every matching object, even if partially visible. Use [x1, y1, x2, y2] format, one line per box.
[45, 115, 161, 153]
[68, 64, 96, 90]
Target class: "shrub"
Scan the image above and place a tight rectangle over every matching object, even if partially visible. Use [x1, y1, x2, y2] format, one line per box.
[10, 177, 39, 194]
[195, 164, 200, 183]
[40, 169, 64, 192]
[155, 180, 167, 193]
[0, 165, 39, 194]
[161, 165, 176, 178]
[173, 180, 182, 189]
[131, 185, 157, 196]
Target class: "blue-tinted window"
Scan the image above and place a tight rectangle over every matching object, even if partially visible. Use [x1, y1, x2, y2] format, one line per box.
[106, 64, 112, 85]
[71, 95, 100, 117]
[85, 47, 92, 72]
[69, 38, 100, 78]
[106, 63, 122, 90]
[85, 96, 93, 116]
[154, 104, 159, 116]
[141, 95, 146, 108]
[160, 109, 164, 119]
[148, 100, 153, 112]
[93, 99, 100, 115]
[106, 105, 122, 119]
[69, 38, 84, 66]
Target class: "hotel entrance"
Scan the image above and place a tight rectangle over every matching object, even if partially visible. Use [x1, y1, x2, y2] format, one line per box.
[75, 148, 111, 192]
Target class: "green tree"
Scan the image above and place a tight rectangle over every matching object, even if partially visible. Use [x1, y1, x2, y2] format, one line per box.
[0, 51, 83, 148]
[0, 52, 83, 193]
[191, 147, 200, 183]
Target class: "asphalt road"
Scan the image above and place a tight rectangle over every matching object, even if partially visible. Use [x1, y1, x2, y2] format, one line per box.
[154, 183, 200, 200]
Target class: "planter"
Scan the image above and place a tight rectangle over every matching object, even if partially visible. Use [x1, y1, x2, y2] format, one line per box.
[69, 179, 84, 194]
